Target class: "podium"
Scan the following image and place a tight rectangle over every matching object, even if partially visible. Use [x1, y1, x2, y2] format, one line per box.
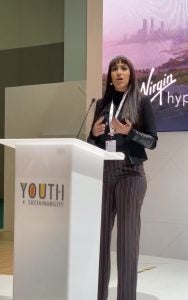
[0, 138, 124, 300]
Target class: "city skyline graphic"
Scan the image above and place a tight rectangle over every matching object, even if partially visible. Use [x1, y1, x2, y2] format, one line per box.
[103, 0, 188, 131]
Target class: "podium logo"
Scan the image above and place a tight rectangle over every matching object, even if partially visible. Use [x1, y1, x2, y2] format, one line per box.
[20, 182, 64, 207]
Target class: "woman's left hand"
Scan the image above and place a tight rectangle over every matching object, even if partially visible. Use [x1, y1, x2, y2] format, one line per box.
[111, 118, 132, 135]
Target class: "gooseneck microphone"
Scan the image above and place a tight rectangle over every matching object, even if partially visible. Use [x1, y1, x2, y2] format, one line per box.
[76, 98, 96, 139]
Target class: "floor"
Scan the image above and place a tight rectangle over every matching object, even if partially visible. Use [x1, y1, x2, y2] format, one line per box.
[0, 241, 13, 276]
[109, 253, 188, 300]
[0, 249, 188, 300]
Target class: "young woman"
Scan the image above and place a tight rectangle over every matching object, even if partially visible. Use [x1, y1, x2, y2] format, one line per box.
[88, 55, 158, 300]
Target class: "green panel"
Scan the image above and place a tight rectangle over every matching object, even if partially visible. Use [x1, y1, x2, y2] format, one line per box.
[0, 0, 20, 50]
[20, 43, 64, 85]
[0, 49, 20, 87]
[20, 0, 51, 47]
[51, 0, 64, 43]
[20, 0, 64, 47]
[0, 198, 3, 228]
[0, 0, 64, 50]
[64, 0, 87, 81]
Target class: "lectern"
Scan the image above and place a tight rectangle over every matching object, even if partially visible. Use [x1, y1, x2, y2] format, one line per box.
[0, 138, 124, 300]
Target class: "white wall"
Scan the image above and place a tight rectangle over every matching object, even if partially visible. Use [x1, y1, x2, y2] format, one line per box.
[140, 132, 188, 260]
[111, 132, 188, 260]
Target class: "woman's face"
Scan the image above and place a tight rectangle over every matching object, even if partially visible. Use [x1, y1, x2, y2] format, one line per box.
[111, 61, 130, 92]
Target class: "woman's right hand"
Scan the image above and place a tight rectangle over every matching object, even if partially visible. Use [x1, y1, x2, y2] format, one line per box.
[92, 116, 106, 137]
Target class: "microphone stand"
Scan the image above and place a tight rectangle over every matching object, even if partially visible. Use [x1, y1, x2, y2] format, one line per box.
[76, 98, 96, 139]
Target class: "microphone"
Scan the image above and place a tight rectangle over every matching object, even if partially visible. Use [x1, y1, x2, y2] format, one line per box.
[76, 98, 96, 139]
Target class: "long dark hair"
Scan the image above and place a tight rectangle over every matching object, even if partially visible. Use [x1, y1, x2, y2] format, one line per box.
[101, 55, 141, 126]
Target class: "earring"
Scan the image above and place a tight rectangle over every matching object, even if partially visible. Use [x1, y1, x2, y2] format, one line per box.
[110, 82, 113, 85]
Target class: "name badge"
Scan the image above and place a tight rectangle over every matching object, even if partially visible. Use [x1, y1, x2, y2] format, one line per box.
[105, 140, 116, 152]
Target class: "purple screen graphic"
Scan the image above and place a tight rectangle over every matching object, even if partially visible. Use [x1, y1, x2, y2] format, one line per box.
[103, 0, 188, 131]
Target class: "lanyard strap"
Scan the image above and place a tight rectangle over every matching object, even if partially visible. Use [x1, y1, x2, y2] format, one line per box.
[109, 92, 127, 136]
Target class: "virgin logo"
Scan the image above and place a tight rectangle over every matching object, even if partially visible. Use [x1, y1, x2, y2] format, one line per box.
[140, 67, 177, 105]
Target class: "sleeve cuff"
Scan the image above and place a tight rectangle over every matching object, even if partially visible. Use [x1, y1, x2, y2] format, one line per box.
[126, 129, 136, 141]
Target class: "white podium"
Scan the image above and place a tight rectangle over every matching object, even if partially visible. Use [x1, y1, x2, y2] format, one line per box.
[0, 138, 124, 300]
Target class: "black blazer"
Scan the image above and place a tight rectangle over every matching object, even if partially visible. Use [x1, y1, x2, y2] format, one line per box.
[87, 95, 158, 165]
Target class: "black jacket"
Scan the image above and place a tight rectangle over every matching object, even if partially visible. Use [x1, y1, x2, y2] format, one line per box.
[87, 95, 158, 165]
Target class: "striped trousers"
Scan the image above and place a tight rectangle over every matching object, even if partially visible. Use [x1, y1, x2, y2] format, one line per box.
[97, 159, 147, 300]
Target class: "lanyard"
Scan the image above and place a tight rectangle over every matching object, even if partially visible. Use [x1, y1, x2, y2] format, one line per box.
[109, 92, 127, 136]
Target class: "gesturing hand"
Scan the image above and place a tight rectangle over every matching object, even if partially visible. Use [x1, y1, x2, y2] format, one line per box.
[92, 116, 106, 137]
[111, 118, 132, 135]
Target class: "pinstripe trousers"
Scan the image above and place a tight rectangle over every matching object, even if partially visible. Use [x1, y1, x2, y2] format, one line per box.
[97, 159, 147, 300]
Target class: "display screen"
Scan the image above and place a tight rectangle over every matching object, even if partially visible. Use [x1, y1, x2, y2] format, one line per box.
[103, 0, 188, 131]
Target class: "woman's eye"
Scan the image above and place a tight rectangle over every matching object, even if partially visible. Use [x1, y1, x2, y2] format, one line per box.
[111, 65, 128, 72]
[121, 66, 128, 71]
[111, 67, 118, 72]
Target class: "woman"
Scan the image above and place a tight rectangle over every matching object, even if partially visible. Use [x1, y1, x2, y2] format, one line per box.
[88, 55, 158, 300]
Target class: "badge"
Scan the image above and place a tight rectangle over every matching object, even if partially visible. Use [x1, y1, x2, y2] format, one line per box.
[105, 139, 116, 152]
